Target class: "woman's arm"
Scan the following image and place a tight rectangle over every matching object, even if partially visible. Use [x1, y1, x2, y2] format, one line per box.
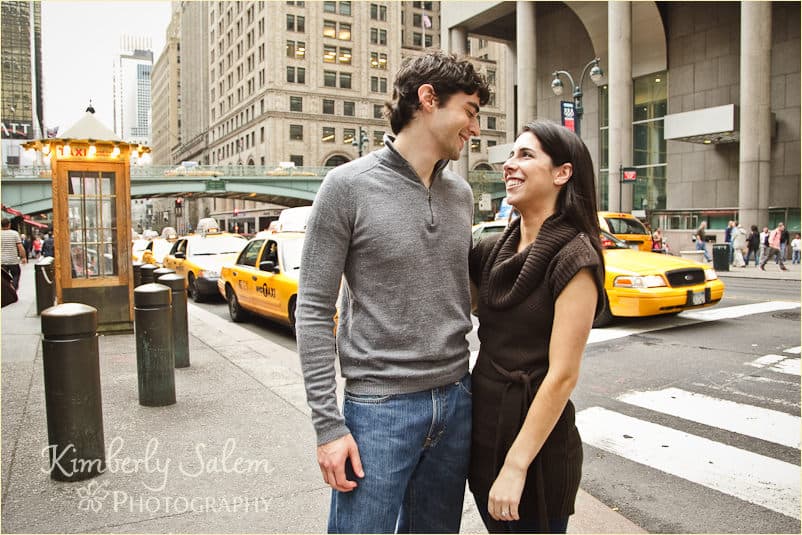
[486, 267, 598, 521]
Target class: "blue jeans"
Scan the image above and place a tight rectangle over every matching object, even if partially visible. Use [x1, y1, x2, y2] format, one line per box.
[745, 249, 760, 266]
[777, 243, 787, 263]
[792, 250, 800, 264]
[695, 240, 711, 261]
[474, 497, 569, 534]
[328, 374, 472, 533]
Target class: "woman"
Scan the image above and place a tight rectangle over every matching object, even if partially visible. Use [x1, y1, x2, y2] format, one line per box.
[652, 228, 664, 253]
[469, 120, 605, 533]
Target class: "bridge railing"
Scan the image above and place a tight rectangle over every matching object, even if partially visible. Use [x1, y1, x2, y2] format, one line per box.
[1, 165, 53, 179]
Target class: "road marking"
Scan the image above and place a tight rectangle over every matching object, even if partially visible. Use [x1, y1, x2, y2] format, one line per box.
[679, 301, 800, 322]
[784, 346, 801, 355]
[617, 387, 801, 449]
[746, 354, 801, 377]
[585, 301, 800, 345]
[695, 382, 800, 410]
[576, 407, 801, 520]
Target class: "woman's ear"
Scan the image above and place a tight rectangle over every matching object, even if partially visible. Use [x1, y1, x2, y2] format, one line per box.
[553, 162, 573, 186]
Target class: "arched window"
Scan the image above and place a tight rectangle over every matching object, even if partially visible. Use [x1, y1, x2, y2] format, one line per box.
[474, 163, 493, 171]
[325, 155, 350, 167]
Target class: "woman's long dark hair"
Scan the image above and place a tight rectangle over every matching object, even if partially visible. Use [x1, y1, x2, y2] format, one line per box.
[521, 120, 603, 259]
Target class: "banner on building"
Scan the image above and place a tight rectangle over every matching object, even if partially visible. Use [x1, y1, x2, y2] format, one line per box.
[560, 102, 575, 132]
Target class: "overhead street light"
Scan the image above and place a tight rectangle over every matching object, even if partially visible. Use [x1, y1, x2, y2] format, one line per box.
[351, 126, 369, 158]
[550, 57, 604, 138]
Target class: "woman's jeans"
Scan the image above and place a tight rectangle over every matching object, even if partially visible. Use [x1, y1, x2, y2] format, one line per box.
[328, 374, 472, 534]
[695, 240, 711, 261]
[474, 496, 569, 534]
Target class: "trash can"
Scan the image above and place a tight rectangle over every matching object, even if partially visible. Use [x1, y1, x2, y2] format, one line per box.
[35, 257, 56, 314]
[712, 243, 730, 272]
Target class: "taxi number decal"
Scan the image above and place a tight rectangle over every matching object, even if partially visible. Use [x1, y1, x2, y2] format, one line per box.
[257, 283, 276, 299]
[237, 280, 248, 291]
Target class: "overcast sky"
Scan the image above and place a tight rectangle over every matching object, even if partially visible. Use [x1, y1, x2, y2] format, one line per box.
[41, 1, 172, 132]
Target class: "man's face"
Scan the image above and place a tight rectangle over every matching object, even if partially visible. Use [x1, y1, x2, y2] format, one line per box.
[430, 91, 482, 161]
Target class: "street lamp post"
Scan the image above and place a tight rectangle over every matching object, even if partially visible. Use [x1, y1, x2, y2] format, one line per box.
[550, 57, 604, 138]
[351, 127, 369, 157]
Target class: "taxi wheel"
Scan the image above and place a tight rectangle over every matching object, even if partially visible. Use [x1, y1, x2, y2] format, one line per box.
[288, 298, 297, 337]
[227, 286, 248, 322]
[188, 273, 205, 302]
[592, 291, 614, 328]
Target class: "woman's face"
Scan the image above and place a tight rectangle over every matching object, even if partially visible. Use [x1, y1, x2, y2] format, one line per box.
[502, 131, 569, 212]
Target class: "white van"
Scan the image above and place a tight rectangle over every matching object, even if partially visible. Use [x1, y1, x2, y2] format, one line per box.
[273, 206, 313, 232]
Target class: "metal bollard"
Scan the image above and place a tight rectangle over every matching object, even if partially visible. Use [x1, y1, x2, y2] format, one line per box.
[134, 284, 176, 406]
[153, 267, 175, 280]
[132, 261, 144, 287]
[158, 274, 189, 368]
[139, 264, 158, 285]
[35, 256, 56, 315]
[41, 303, 105, 482]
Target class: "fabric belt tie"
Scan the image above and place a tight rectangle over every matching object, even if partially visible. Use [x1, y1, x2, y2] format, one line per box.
[489, 359, 549, 532]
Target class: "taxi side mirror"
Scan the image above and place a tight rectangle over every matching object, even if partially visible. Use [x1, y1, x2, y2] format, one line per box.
[260, 260, 280, 273]
[175, 251, 186, 259]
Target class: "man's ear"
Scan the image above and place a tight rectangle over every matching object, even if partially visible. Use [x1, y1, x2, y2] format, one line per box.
[417, 84, 437, 111]
[553, 162, 573, 186]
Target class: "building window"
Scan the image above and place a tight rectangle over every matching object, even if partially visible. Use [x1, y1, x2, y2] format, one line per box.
[339, 1, 351, 16]
[373, 104, 384, 119]
[470, 138, 481, 152]
[338, 47, 352, 64]
[324, 44, 337, 63]
[323, 99, 335, 114]
[370, 52, 387, 69]
[343, 128, 355, 144]
[323, 20, 336, 38]
[323, 1, 335, 13]
[323, 70, 337, 87]
[290, 155, 304, 167]
[286, 14, 294, 31]
[487, 69, 496, 86]
[289, 124, 303, 141]
[413, 13, 422, 26]
[487, 116, 496, 130]
[370, 3, 387, 21]
[487, 140, 497, 147]
[286, 40, 306, 59]
[322, 126, 335, 143]
[286, 66, 306, 83]
[343, 101, 355, 116]
[339, 72, 352, 89]
[260, 127, 265, 142]
[373, 130, 384, 146]
[370, 28, 387, 45]
[339, 22, 351, 40]
[290, 96, 303, 112]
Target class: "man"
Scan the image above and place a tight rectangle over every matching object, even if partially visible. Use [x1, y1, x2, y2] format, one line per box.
[41, 233, 55, 258]
[296, 51, 490, 533]
[1, 218, 28, 289]
[695, 221, 711, 262]
[760, 222, 788, 271]
[759, 226, 770, 263]
[724, 220, 735, 265]
[777, 224, 790, 265]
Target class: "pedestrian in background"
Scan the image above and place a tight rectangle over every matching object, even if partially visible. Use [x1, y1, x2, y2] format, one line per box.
[41, 233, 55, 258]
[791, 233, 801, 265]
[468, 121, 605, 533]
[22, 233, 32, 260]
[651, 228, 664, 253]
[695, 221, 711, 262]
[296, 51, 490, 533]
[778, 225, 790, 264]
[745, 225, 761, 267]
[724, 220, 735, 265]
[731, 224, 747, 267]
[760, 222, 788, 271]
[1, 218, 27, 290]
[32, 235, 42, 259]
[759, 226, 770, 264]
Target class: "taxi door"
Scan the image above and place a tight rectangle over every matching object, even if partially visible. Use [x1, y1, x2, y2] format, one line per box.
[251, 239, 282, 319]
[165, 239, 188, 275]
[229, 238, 265, 310]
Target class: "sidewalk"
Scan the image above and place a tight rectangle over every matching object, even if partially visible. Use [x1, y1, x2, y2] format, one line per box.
[0, 263, 647, 533]
[712, 260, 801, 281]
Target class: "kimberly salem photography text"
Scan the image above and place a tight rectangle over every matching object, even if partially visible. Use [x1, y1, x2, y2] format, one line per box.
[42, 437, 275, 492]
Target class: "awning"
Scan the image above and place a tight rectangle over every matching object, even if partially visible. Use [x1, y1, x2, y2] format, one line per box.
[2, 204, 49, 229]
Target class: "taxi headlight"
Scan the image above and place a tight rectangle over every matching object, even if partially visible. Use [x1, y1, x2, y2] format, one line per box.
[704, 268, 718, 281]
[613, 275, 667, 288]
[198, 269, 219, 279]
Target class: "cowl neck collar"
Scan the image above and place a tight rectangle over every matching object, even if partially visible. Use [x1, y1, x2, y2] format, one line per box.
[481, 213, 579, 309]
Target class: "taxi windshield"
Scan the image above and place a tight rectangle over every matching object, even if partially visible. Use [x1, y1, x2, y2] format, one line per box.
[280, 238, 304, 271]
[192, 236, 246, 256]
[603, 216, 649, 235]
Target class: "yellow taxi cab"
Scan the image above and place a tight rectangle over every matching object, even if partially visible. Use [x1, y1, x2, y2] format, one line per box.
[598, 211, 653, 252]
[132, 239, 149, 262]
[218, 231, 305, 332]
[163, 228, 247, 302]
[596, 231, 725, 327]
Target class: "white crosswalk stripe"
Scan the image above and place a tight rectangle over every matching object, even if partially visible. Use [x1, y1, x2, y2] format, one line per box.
[746, 354, 801, 376]
[576, 407, 801, 520]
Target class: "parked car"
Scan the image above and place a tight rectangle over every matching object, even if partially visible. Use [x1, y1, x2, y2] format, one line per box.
[163, 231, 248, 301]
[596, 231, 724, 327]
[218, 231, 305, 332]
[598, 211, 653, 252]
[471, 220, 508, 246]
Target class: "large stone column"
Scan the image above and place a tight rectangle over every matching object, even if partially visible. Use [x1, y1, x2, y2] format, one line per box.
[516, 1, 537, 132]
[449, 26, 470, 178]
[738, 2, 772, 226]
[607, 1, 633, 212]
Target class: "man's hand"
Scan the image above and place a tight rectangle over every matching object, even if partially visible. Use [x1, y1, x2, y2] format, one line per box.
[316, 433, 364, 492]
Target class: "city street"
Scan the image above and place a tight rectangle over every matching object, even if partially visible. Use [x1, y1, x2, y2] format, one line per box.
[194, 275, 801, 534]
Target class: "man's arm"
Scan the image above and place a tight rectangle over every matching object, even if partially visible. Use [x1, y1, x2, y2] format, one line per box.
[296, 172, 364, 491]
[16, 238, 27, 264]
